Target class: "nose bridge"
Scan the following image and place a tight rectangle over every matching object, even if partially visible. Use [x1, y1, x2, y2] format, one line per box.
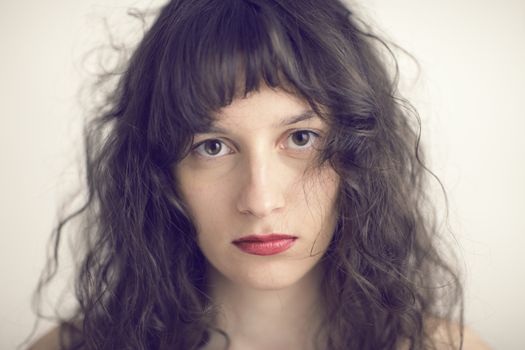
[236, 146, 285, 218]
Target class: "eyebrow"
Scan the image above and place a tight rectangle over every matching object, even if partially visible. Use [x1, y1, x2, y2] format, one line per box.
[200, 110, 317, 134]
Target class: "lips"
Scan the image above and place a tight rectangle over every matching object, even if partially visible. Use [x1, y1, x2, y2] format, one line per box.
[232, 234, 297, 256]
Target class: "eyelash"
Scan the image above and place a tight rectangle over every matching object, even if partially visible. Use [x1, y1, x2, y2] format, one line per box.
[191, 129, 321, 159]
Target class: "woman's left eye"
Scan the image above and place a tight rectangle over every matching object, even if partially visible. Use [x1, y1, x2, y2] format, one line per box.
[285, 130, 320, 150]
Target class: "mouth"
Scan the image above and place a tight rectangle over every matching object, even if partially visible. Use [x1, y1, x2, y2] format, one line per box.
[232, 234, 298, 256]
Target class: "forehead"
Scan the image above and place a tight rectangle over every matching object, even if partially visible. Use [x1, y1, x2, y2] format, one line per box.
[208, 87, 323, 131]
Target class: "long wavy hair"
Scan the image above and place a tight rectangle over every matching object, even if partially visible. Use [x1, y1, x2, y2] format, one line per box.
[33, 0, 463, 349]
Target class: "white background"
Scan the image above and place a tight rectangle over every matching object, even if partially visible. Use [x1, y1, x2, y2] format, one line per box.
[1, 0, 523, 349]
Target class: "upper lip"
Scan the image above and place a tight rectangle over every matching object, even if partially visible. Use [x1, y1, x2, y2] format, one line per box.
[233, 234, 297, 243]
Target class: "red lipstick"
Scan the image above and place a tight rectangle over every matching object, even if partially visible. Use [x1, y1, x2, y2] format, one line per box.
[232, 234, 297, 256]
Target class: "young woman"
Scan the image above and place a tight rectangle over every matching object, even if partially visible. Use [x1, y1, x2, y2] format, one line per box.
[29, 0, 490, 349]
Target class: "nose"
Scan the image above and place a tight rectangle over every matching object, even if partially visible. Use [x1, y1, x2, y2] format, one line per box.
[236, 152, 286, 218]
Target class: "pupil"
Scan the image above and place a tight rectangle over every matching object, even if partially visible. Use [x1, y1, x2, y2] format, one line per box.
[205, 140, 221, 155]
[293, 131, 310, 146]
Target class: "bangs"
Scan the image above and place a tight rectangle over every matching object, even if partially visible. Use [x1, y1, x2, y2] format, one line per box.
[162, 0, 307, 127]
[147, 0, 343, 165]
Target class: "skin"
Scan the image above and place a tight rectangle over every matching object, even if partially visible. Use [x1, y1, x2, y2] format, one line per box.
[173, 86, 340, 349]
[27, 321, 494, 350]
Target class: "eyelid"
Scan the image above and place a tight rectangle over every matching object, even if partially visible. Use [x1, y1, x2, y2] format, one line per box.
[287, 128, 322, 137]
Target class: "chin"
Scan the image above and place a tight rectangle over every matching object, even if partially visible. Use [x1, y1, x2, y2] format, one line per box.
[227, 260, 319, 291]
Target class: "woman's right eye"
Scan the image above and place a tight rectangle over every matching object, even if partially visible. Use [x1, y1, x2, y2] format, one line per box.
[192, 139, 233, 158]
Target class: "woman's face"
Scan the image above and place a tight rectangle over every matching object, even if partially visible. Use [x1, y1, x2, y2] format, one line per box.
[174, 86, 340, 290]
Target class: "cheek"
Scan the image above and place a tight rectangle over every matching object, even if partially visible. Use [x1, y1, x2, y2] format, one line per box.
[292, 168, 339, 249]
[175, 169, 234, 232]
[301, 168, 340, 243]
[301, 168, 339, 217]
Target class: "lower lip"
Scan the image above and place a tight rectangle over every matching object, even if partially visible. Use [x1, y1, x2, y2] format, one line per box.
[233, 238, 297, 256]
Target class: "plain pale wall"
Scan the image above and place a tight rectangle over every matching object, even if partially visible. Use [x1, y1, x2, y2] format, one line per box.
[1, 0, 523, 349]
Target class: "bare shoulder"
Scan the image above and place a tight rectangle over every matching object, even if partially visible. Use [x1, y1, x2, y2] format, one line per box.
[429, 319, 493, 350]
[27, 327, 61, 350]
[461, 326, 493, 350]
[398, 319, 493, 350]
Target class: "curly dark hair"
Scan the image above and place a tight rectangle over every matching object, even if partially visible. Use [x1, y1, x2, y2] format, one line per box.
[32, 0, 463, 349]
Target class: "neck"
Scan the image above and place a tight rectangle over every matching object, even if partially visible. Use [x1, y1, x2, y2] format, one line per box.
[203, 264, 325, 350]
